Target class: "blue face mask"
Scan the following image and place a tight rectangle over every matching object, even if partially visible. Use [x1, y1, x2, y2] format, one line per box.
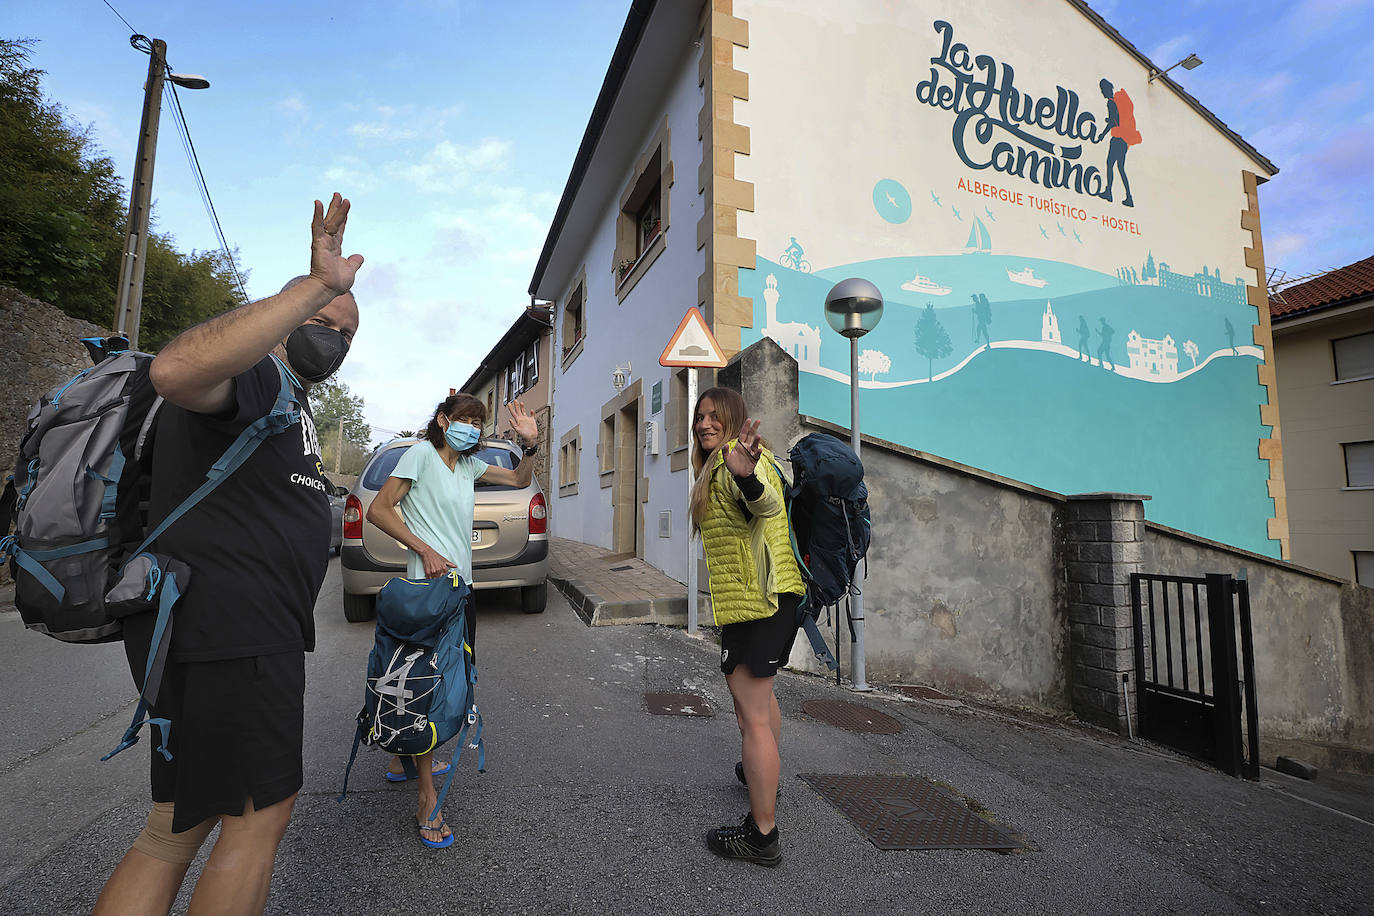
[444, 420, 481, 452]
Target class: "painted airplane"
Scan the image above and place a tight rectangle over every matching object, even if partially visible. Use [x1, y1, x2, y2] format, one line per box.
[885, 191, 899, 208]
[984, 207, 997, 221]
[1057, 222, 1066, 236]
[951, 206, 963, 221]
[1073, 229, 1083, 243]
[1039, 225, 1049, 239]
[930, 191, 942, 207]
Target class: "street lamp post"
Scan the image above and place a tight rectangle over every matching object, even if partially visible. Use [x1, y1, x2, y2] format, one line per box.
[113, 36, 209, 349]
[823, 278, 884, 692]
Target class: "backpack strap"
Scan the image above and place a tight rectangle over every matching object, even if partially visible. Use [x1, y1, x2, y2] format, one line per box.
[103, 566, 181, 761]
[770, 458, 837, 672]
[336, 711, 370, 804]
[126, 358, 300, 563]
[427, 702, 485, 824]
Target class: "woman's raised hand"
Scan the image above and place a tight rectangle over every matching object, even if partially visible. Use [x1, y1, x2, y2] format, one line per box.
[507, 399, 539, 447]
[724, 418, 762, 477]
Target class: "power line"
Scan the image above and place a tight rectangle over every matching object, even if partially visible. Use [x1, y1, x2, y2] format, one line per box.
[99, 0, 138, 34]
[163, 80, 250, 303]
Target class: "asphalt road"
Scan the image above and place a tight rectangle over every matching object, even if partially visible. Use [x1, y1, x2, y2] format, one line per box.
[1, 561, 1372, 914]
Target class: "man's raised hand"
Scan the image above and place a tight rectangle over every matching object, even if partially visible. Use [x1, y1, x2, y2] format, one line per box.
[309, 192, 365, 295]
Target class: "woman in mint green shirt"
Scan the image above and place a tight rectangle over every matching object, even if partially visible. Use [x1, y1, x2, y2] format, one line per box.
[366, 392, 538, 848]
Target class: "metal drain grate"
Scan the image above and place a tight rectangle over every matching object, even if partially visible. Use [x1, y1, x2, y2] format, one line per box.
[608, 564, 635, 572]
[644, 693, 712, 716]
[800, 774, 1021, 851]
[801, 699, 903, 734]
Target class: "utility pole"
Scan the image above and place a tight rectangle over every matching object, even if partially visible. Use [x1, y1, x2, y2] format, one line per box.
[113, 38, 168, 351]
[335, 419, 345, 474]
[112, 38, 209, 349]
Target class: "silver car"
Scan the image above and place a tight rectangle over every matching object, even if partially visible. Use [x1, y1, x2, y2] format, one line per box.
[340, 437, 549, 622]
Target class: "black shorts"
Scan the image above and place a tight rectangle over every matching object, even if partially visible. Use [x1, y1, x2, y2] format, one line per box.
[124, 637, 305, 833]
[720, 594, 802, 678]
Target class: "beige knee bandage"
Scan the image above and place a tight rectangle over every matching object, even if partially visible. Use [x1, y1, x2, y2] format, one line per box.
[132, 801, 216, 864]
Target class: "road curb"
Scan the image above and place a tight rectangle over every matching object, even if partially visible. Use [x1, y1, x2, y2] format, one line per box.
[549, 573, 689, 627]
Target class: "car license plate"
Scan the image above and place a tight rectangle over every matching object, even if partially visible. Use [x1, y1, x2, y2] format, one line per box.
[472, 530, 482, 544]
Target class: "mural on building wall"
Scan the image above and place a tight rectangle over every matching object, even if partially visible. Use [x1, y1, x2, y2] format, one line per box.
[737, 7, 1275, 555]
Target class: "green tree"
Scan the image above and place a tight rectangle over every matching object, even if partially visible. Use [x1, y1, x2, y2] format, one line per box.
[0, 37, 246, 343]
[914, 303, 952, 380]
[309, 379, 371, 474]
[0, 38, 123, 319]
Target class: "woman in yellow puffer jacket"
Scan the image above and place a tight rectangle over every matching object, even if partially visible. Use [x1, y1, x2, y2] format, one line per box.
[690, 386, 804, 867]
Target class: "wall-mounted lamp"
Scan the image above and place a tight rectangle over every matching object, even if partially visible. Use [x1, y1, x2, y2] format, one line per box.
[612, 362, 632, 392]
[1149, 53, 1202, 83]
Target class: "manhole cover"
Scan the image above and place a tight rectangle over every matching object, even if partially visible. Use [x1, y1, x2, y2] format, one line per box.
[800, 774, 1021, 851]
[645, 693, 712, 716]
[801, 699, 903, 734]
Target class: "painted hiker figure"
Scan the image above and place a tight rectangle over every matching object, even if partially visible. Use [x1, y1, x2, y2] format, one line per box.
[691, 386, 804, 867]
[1077, 316, 1092, 361]
[972, 293, 993, 350]
[95, 193, 363, 916]
[1099, 78, 1141, 207]
[1097, 317, 1116, 370]
[365, 392, 538, 848]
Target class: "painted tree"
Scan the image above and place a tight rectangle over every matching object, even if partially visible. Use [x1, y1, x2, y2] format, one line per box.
[1143, 250, 1157, 281]
[1183, 339, 1199, 367]
[857, 348, 891, 381]
[913, 304, 952, 380]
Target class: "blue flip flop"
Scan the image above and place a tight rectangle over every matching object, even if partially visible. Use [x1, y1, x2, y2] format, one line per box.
[384, 760, 451, 783]
[417, 816, 455, 849]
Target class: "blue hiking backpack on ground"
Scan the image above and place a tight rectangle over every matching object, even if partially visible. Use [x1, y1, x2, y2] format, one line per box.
[0, 337, 300, 761]
[339, 572, 485, 822]
[775, 433, 873, 674]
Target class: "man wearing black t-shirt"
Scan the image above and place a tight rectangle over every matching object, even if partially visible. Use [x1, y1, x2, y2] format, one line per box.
[94, 193, 364, 916]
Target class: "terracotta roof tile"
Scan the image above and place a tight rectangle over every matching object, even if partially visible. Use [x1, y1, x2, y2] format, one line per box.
[1271, 254, 1374, 320]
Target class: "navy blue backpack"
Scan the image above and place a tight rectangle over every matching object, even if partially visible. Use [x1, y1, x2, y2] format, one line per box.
[773, 433, 872, 673]
[339, 572, 484, 821]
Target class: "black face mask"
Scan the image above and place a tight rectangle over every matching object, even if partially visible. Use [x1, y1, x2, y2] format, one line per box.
[284, 324, 350, 383]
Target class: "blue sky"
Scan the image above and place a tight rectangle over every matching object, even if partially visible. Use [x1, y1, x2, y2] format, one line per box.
[6, 0, 1372, 440]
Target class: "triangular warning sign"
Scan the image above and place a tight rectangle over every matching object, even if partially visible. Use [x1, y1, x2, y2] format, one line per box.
[660, 307, 727, 367]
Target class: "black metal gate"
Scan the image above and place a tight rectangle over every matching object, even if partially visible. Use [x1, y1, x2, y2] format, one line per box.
[1129, 573, 1260, 779]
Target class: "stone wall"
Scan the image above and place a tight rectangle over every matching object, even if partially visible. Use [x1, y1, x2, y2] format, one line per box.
[1, 288, 111, 583]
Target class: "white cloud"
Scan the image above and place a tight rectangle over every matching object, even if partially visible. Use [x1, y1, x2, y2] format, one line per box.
[393, 137, 512, 191]
[277, 94, 307, 115]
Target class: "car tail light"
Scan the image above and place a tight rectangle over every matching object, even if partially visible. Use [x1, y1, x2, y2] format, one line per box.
[528, 492, 547, 535]
[343, 495, 363, 539]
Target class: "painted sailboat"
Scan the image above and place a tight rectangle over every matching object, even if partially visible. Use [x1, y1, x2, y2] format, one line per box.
[964, 217, 992, 252]
[900, 273, 952, 295]
[1007, 266, 1048, 287]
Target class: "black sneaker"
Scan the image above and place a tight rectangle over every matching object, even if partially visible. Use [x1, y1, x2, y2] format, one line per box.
[735, 761, 782, 798]
[705, 812, 782, 866]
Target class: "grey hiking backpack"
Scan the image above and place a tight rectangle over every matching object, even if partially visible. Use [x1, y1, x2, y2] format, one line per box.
[0, 336, 300, 760]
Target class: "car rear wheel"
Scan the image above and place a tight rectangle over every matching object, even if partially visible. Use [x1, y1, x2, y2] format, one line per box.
[520, 582, 547, 614]
[344, 592, 376, 623]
